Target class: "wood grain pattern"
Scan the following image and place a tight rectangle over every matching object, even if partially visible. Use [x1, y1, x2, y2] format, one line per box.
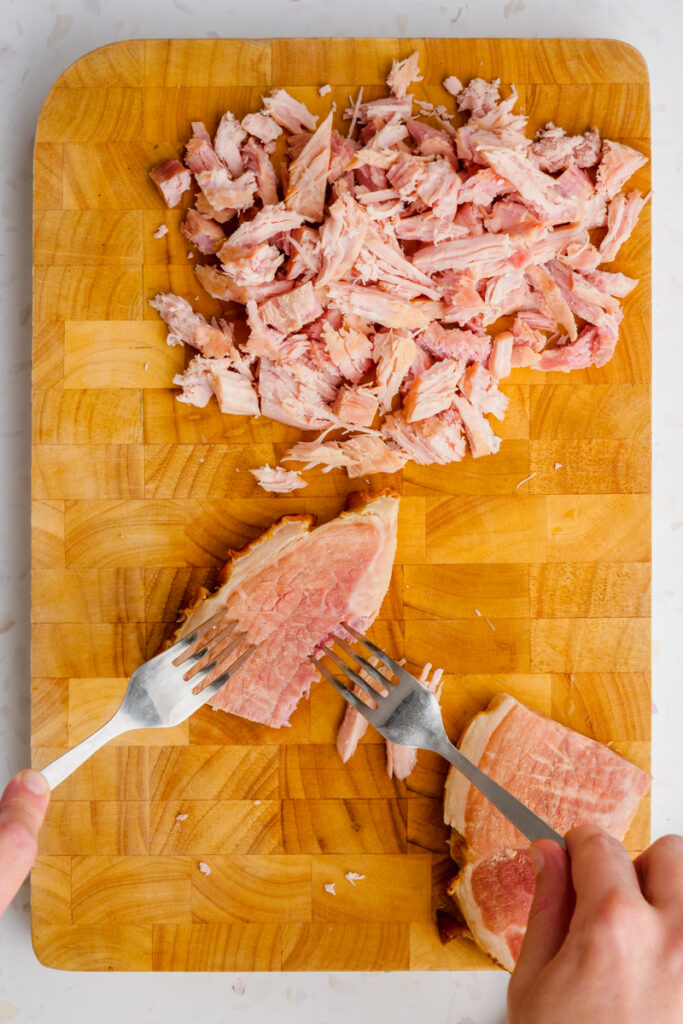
[31, 37, 651, 972]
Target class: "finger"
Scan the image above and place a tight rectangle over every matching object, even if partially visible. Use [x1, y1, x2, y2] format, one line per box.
[566, 824, 641, 921]
[508, 840, 574, 1007]
[0, 771, 51, 916]
[634, 834, 683, 912]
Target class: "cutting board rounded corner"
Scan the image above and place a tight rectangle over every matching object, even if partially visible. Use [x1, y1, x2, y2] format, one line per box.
[599, 37, 650, 83]
[34, 39, 143, 144]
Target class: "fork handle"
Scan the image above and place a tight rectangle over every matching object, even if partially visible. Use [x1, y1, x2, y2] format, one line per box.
[437, 737, 567, 848]
[40, 711, 132, 791]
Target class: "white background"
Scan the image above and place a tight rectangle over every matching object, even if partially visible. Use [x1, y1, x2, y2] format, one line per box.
[0, 1, 681, 1021]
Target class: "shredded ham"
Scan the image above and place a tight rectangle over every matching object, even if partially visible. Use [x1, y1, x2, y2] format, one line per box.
[149, 53, 648, 490]
[249, 465, 306, 493]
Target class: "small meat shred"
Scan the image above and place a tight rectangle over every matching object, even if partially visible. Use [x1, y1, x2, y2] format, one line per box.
[387, 51, 423, 99]
[344, 871, 366, 886]
[149, 159, 191, 208]
[403, 358, 464, 422]
[250, 465, 306, 493]
[149, 53, 648, 486]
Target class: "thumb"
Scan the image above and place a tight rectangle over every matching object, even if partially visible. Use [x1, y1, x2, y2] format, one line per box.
[0, 770, 51, 916]
[508, 839, 574, 1007]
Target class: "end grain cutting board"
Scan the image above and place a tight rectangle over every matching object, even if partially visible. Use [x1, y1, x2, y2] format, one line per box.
[31, 37, 651, 972]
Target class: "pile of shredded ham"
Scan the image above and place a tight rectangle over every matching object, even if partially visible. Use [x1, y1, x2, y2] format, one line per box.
[149, 52, 648, 492]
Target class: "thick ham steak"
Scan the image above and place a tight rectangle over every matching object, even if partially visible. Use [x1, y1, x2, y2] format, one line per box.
[170, 490, 398, 727]
[444, 694, 650, 971]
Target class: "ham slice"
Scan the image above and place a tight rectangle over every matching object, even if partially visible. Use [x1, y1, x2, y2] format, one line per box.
[444, 694, 650, 971]
[171, 491, 399, 727]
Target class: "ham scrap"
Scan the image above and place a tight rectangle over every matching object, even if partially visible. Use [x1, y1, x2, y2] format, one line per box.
[443, 694, 650, 971]
[168, 491, 398, 727]
[149, 53, 648, 489]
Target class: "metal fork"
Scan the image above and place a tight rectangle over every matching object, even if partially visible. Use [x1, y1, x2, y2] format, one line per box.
[317, 625, 566, 848]
[40, 613, 256, 791]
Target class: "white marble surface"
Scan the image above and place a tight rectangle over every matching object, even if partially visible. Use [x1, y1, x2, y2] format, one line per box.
[0, 0, 681, 1020]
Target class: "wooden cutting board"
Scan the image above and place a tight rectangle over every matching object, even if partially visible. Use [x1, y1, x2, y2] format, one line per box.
[31, 37, 651, 972]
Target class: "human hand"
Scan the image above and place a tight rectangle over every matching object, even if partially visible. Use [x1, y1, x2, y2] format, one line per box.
[0, 770, 51, 917]
[507, 825, 683, 1023]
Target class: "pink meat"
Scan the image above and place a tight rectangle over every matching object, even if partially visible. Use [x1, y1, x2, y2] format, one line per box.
[242, 111, 283, 145]
[356, 231, 443, 301]
[173, 492, 399, 727]
[242, 138, 279, 207]
[456, 77, 502, 118]
[184, 123, 224, 175]
[484, 200, 540, 235]
[316, 191, 369, 285]
[196, 168, 258, 212]
[209, 362, 260, 416]
[214, 111, 246, 177]
[438, 271, 488, 324]
[263, 89, 318, 134]
[149, 293, 235, 358]
[219, 241, 284, 288]
[412, 233, 515, 277]
[488, 330, 513, 379]
[172, 355, 215, 408]
[286, 112, 333, 222]
[258, 357, 337, 430]
[286, 226, 323, 281]
[373, 329, 418, 412]
[149, 159, 191, 208]
[327, 283, 442, 331]
[525, 264, 577, 340]
[328, 130, 359, 185]
[445, 694, 650, 971]
[457, 168, 513, 206]
[395, 212, 468, 244]
[194, 192, 237, 225]
[418, 322, 491, 364]
[479, 147, 578, 225]
[249, 465, 305, 493]
[181, 208, 226, 255]
[451, 393, 501, 457]
[258, 281, 323, 334]
[149, 55, 648, 491]
[221, 202, 305, 254]
[459, 362, 508, 419]
[382, 406, 466, 465]
[596, 140, 648, 200]
[403, 358, 464, 422]
[407, 120, 458, 165]
[530, 123, 602, 174]
[599, 190, 648, 263]
[581, 267, 638, 298]
[285, 435, 407, 477]
[349, 96, 413, 125]
[321, 320, 374, 383]
[387, 50, 423, 98]
[332, 385, 379, 426]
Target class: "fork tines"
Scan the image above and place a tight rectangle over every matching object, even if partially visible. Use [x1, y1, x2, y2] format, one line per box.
[316, 624, 400, 715]
[171, 611, 250, 684]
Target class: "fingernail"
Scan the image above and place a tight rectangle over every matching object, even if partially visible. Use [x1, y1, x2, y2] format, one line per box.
[528, 845, 545, 876]
[17, 770, 50, 796]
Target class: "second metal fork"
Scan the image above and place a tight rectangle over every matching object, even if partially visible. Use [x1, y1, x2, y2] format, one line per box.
[317, 625, 566, 848]
[40, 613, 256, 790]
